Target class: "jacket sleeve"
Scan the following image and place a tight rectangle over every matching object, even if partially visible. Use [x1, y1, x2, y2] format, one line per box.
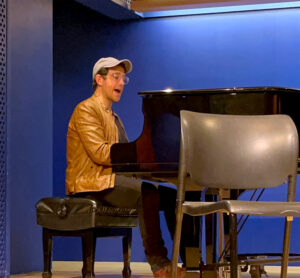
[74, 103, 113, 166]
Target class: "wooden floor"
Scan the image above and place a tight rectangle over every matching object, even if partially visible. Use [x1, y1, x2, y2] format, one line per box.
[9, 262, 300, 278]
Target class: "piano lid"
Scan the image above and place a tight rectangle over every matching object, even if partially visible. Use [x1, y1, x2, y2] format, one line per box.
[138, 86, 300, 96]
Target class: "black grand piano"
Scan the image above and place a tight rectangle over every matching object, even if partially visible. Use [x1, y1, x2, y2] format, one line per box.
[111, 86, 300, 176]
[111, 86, 300, 269]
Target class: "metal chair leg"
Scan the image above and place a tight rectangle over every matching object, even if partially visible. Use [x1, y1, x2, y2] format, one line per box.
[42, 228, 52, 278]
[171, 204, 184, 278]
[280, 218, 292, 278]
[122, 229, 132, 278]
[229, 214, 238, 278]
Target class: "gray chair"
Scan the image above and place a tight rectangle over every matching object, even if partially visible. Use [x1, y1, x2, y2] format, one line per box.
[171, 111, 300, 278]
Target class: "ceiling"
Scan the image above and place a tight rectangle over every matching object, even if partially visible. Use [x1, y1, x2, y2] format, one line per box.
[130, 0, 300, 12]
[75, 0, 300, 20]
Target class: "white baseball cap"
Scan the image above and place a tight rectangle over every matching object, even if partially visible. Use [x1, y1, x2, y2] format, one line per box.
[92, 57, 132, 80]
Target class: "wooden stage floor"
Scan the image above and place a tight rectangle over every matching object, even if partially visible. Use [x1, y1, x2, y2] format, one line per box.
[9, 262, 300, 278]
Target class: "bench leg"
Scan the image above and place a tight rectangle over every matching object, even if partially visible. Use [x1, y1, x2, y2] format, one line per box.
[81, 229, 96, 278]
[122, 228, 132, 278]
[42, 228, 52, 278]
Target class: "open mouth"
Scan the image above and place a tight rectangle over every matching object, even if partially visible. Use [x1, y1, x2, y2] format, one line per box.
[114, 89, 121, 93]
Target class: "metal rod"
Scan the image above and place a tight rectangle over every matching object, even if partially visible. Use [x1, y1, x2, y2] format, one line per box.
[218, 188, 265, 263]
[207, 256, 300, 269]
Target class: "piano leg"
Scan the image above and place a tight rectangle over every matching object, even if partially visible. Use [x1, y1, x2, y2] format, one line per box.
[181, 192, 202, 270]
[181, 214, 201, 270]
[201, 193, 218, 278]
[205, 194, 217, 265]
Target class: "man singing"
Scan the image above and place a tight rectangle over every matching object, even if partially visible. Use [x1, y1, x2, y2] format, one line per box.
[66, 57, 185, 278]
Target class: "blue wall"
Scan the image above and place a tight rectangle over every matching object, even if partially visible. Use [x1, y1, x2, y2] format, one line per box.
[54, 0, 300, 262]
[7, 0, 53, 273]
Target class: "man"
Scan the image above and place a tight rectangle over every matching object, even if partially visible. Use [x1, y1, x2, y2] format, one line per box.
[66, 57, 185, 278]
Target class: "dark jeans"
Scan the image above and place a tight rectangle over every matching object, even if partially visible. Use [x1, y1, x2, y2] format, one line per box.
[138, 182, 176, 271]
[74, 176, 197, 272]
[74, 175, 141, 208]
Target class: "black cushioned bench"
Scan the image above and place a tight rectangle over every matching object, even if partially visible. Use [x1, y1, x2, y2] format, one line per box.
[36, 197, 138, 278]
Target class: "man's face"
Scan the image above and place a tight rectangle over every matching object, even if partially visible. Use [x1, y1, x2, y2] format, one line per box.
[100, 65, 126, 104]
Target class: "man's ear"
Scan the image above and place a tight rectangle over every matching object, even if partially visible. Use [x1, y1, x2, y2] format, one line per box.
[95, 74, 104, 86]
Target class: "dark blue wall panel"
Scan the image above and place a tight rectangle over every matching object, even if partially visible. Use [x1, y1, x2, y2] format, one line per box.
[7, 0, 53, 273]
[54, 0, 300, 262]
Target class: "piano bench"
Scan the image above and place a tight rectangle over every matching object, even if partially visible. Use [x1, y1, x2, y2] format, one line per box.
[36, 197, 138, 278]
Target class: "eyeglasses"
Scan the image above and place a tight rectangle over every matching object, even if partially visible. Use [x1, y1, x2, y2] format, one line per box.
[108, 72, 130, 85]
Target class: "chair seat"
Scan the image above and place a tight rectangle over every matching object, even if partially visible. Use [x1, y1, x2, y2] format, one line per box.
[36, 197, 138, 231]
[183, 200, 300, 217]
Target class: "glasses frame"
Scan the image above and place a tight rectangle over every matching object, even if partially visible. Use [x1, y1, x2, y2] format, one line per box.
[106, 71, 130, 85]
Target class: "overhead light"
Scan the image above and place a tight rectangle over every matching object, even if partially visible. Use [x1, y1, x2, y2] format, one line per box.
[164, 88, 173, 93]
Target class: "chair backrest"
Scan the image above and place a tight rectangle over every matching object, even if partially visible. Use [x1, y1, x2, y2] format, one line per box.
[179, 111, 299, 190]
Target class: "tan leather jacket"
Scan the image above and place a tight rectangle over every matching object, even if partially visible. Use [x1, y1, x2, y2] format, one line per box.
[66, 93, 123, 195]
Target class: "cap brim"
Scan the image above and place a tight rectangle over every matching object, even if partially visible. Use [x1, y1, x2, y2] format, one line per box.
[117, 59, 132, 74]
